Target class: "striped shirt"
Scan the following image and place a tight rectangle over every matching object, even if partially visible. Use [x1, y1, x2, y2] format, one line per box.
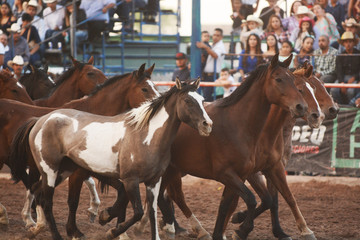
[313, 47, 337, 76]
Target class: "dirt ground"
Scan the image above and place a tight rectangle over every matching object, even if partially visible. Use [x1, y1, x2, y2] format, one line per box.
[0, 174, 359, 240]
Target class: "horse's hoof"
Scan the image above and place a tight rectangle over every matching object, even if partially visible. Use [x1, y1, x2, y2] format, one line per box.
[99, 209, 110, 226]
[279, 237, 292, 240]
[133, 222, 144, 236]
[105, 228, 115, 240]
[175, 226, 188, 236]
[232, 230, 247, 240]
[300, 233, 317, 240]
[87, 211, 96, 223]
[198, 233, 212, 240]
[119, 232, 132, 240]
[231, 212, 246, 224]
[69, 235, 86, 240]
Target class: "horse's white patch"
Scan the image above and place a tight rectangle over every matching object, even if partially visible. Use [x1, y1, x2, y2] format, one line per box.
[188, 92, 213, 124]
[84, 178, 100, 215]
[130, 153, 134, 163]
[35, 205, 46, 227]
[146, 177, 162, 240]
[143, 107, 168, 145]
[78, 121, 126, 173]
[305, 82, 325, 120]
[147, 80, 160, 97]
[48, 76, 56, 85]
[22, 190, 35, 227]
[16, 82, 24, 88]
[162, 223, 175, 234]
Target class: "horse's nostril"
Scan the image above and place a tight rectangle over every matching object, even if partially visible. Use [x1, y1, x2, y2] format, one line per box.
[203, 121, 208, 127]
[296, 104, 304, 113]
[329, 106, 339, 114]
[311, 112, 319, 119]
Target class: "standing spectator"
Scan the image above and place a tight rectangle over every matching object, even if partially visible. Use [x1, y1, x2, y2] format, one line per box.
[171, 52, 190, 82]
[4, 23, 30, 68]
[196, 28, 226, 102]
[348, 0, 360, 18]
[259, 0, 284, 30]
[144, 0, 160, 23]
[261, 14, 290, 47]
[263, 33, 279, 62]
[21, 13, 41, 66]
[43, 0, 65, 50]
[200, 30, 211, 71]
[236, 33, 264, 81]
[230, 0, 249, 36]
[290, 16, 316, 52]
[313, 35, 338, 84]
[19, 0, 47, 42]
[313, 3, 340, 44]
[0, 32, 8, 52]
[279, 40, 296, 69]
[282, 0, 304, 33]
[294, 35, 315, 68]
[80, 0, 116, 42]
[215, 67, 236, 98]
[12, 0, 25, 19]
[231, 0, 259, 17]
[331, 31, 360, 104]
[0, 3, 17, 35]
[326, 0, 346, 35]
[239, 14, 263, 49]
[7, 55, 27, 80]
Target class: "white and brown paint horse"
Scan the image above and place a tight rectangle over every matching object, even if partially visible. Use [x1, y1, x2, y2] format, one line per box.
[10, 78, 213, 240]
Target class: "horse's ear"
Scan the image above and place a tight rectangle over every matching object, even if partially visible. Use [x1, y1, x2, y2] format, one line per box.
[304, 63, 313, 78]
[30, 64, 35, 73]
[88, 56, 94, 65]
[282, 54, 293, 68]
[137, 63, 146, 78]
[270, 53, 279, 68]
[43, 64, 48, 72]
[175, 77, 181, 89]
[194, 77, 200, 89]
[70, 55, 80, 67]
[146, 63, 155, 75]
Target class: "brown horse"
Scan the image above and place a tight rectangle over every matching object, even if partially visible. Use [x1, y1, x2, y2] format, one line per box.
[10, 78, 213, 240]
[33, 56, 107, 107]
[0, 69, 33, 104]
[1, 64, 156, 237]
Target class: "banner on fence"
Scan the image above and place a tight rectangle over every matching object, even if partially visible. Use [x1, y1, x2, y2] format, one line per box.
[287, 108, 360, 176]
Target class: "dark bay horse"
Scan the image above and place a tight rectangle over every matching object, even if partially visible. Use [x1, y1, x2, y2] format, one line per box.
[0, 64, 157, 237]
[10, 78, 213, 240]
[33, 56, 107, 107]
[19, 64, 56, 100]
[0, 69, 33, 104]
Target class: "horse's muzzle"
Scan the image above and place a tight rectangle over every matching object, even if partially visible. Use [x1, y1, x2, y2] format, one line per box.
[199, 120, 213, 136]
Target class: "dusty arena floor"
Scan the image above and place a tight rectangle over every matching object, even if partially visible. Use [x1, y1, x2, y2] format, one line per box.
[0, 174, 359, 240]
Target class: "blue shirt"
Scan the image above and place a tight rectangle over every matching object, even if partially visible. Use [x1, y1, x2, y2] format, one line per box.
[237, 50, 259, 74]
[80, 0, 116, 22]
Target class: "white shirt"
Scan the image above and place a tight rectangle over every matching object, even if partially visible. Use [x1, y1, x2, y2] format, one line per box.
[80, 0, 116, 22]
[18, 16, 48, 41]
[204, 40, 226, 74]
[43, 5, 65, 30]
[224, 76, 237, 97]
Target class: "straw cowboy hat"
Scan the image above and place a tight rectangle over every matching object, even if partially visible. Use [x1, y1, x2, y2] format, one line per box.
[7, 55, 28, 68]
[7, 23, 21, 33]
[341, 18, 360, 28]
[244, 15, 263, 27]
[295, 6, 315, 19]
[23, 0, 43, 15]
[337, 31, 360, 45]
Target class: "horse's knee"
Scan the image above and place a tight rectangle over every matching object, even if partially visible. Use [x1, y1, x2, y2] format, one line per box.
[261, 194, 273, 210]
[133, 209, 144, 222]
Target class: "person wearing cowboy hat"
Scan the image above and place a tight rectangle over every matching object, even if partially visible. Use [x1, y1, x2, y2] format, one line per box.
[7, 55, 28, 80]
[18, 0, 47, 41]
[330, 31, 360, 105]
[4, 23, 30, 69]
[240, 15, 264, 48]
[335, 18, 360, 51]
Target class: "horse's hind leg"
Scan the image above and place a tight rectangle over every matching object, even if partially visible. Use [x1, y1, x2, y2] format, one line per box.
[84, 177, 100, 221]
[27, 180, 47, 239]
[145, 177, 162, 240]
[22, 190, 36, 228]
[0, 202, 9, 225]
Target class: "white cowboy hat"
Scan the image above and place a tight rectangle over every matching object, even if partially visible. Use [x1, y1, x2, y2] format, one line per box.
[23, 0, 43, 15]
[7, 23, 21, 33]
[43, 0, 58, 3]
[7, 55, 28, 68]
[295, 6, 315, 19]
[245, 15, 263, 27]
[342, 18, 360, 28]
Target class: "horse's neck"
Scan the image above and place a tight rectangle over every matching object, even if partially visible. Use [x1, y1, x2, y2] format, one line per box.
[34, 74, 80, 107]
[261, 105, 291, 144]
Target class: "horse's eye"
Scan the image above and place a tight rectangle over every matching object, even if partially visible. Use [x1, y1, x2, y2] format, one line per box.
[298, 89, 303, 93]
[185, 99, 192, 104]
[142, 88, 148, 93]
[87, 72, 95, 76]
[11, 89, 17, 94]
[276, 78, 282, 83]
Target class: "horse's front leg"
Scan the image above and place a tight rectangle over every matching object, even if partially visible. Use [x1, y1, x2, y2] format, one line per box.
[27, 180, 47, 239]
[264, 163, 316, 240]
[21, 190, 36, 228]
[145, 177, 162, 240]
[0, 202, 9, 225]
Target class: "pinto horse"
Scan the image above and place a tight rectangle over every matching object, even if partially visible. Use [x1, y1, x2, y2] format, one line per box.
[10, 78, 213, 240]
[19, 64, 56, 100]
[0, 69, 33, 104]
[33, 56, 107, 107]
[1, 64, 157, 237]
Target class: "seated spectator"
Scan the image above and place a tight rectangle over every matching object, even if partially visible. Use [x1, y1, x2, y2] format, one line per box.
[279, 40, 296, 69]
[215, 67, 236, 98]
[326, 0, 346, 35]
[239, 14, 263, 49]
[282, 1, 304, 33]
[7, 55, 28, 80]
[313, 35, 338, 84]
[19, 0, 47, 41]
[43, 0, 65, 50]
[259, 0, 284, 30]
[80, 0, 116, 42]
[171, 52, 190, 82]
[334, 18, 360, 51]
[0, 32, 8, 52]
[0, 2, 17, 35]
[235, 33, 264, 81]
[4, 23, 30, 68]
[20, 13, 41, 67]
[294, 35, 315, 68]
[12, 0, 24, 19]
[263, 33, 279, 62]
[313, 3, 340, 45]
[290, 16, 316, 52]
[230, 0, 248, 36]
[111, 0, 146, 32]
[261, 14, 290, 47]
[230, 0, 259, 17]
[144, 0, 159, 23]
[331, 32, 360, 104]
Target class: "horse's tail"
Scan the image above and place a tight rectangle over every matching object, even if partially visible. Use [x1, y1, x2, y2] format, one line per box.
[9, 118, 38, 188]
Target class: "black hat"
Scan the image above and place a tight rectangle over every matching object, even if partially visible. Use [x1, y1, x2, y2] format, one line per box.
[175, 52, 187, 60]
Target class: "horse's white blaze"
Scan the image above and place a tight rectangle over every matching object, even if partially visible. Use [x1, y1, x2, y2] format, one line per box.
[146, 177, 162, 240]
[16, 82, 24, 88]
[305, 82, 325, 120]
[48, 76, 55, 85]
[143, 107, 168, 145]
[147, 80, 160, 97]
[78, 121, 126, 173]
[188, 92, 213, 125]
[35, 129, 57, 188]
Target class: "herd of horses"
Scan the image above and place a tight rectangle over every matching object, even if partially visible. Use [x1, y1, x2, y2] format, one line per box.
[0, 53, 339, 240]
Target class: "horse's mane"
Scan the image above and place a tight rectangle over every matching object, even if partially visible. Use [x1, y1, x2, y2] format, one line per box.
[216, 63, 269, 107]
[89, 72, 131, 96]
[126, 81, 197, 130]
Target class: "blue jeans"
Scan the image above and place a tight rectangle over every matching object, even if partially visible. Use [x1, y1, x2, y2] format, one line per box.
[330, 75, 358, 105]
[202, 73, 218, 102]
